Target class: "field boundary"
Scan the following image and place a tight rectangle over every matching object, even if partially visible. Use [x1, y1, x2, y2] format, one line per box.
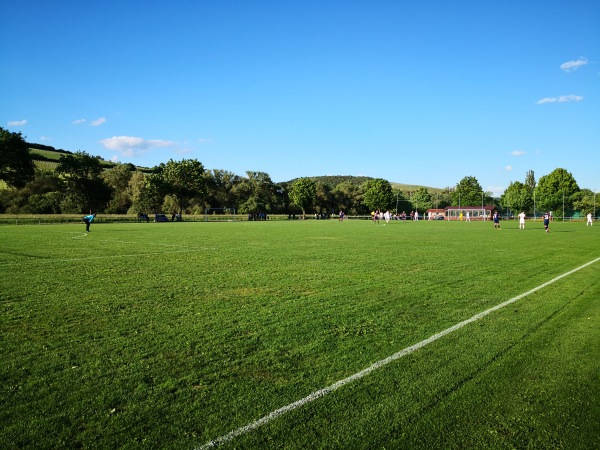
[196, 256, 600, 449]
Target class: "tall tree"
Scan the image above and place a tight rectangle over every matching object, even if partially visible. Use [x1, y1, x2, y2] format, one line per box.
[289, 177, 316, 218]
[501, 181, 533, 214]
[314, 181, 334, 215]
[535, 168, 579, 213]
[140, 172, 167, 214]
[572, 188, 595, 216]
[361, 178, 394, 212]
[205, 169, 242, 209]
[102, 163, 134, 213]
[333, 181, 363, 215]
[0, 127, 35, 188]
[160, 159, 207, 217]
[55, 151, 109, 212]
[452, 176, 483, 206]
[236, 171, 276, 214]
[525, 170, 536, 191]
[410, 187, 433, 213]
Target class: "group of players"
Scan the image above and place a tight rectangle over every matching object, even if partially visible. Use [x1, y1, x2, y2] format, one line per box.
[492, 210, 593, 233]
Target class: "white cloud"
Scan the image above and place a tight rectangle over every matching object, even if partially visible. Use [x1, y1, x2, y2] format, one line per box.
[100, 136, 177, 157]
[558, 95, 583, 102]
[560, 58, 588, 72]
[7, 119, 27, 126]
[72, 118, 86, 125]
[198, 138, 214, 144]
[91, 117, 106, 126]
[537, 94, 583, 104]
[505, 165, 513, 172]
[488, 186, 505, 197]
[40, 136, 52, 141]
[511, 150, 526, 156]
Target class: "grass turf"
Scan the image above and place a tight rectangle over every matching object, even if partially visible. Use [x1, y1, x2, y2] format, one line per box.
[1, 219, 598, 449]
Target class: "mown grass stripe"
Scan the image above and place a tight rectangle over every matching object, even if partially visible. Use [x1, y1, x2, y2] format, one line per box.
[196, 256, 600, 449]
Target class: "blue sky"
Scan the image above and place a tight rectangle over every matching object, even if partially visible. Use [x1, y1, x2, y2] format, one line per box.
[2, 1, 598, 196]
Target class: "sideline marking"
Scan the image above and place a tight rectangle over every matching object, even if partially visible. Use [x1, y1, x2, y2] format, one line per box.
[196, 256, 600, 449]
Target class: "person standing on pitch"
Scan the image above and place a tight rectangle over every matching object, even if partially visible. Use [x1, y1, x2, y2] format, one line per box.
[83, 213, 96, 232]
[518, 211, 526, 229]
[543, 211, 550, 233]
[493, 211, 500, 229]
[587, 212, 593, 226]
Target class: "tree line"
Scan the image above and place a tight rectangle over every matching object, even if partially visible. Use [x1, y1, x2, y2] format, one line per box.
[0, 127, 594, 217]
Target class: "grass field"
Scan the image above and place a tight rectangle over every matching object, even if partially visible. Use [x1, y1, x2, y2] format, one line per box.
[1, 219, 599, 449]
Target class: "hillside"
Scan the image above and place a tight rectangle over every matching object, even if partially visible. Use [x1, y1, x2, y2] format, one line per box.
[27, 143, 442, 191]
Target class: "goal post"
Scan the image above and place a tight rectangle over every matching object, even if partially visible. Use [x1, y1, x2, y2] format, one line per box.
[204, 207, 237, 222]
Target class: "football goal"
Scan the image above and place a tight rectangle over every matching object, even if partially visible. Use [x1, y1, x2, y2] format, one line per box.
[203, 208, 237, 222]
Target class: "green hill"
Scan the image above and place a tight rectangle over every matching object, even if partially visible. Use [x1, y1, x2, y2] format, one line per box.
[26, 143, 443, 191]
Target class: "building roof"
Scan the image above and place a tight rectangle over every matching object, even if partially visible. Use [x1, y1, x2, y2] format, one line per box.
[444, 205, 497, 211]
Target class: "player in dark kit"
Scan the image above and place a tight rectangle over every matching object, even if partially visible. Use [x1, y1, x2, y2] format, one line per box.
[493, 211, 500, 229]
[543, 212, 550, 233]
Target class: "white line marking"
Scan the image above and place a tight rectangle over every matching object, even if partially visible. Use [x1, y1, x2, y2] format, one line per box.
[196, 256, 600, 449]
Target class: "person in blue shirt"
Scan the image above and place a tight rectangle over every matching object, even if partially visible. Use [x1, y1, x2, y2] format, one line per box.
[83, 213, 96, 232]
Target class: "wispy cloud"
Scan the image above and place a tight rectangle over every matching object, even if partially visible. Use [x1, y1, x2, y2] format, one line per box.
[40, 136, 52, 141]
[488, 186, 505, 197]
[72, 118, 86, 125]
[100, 136, 177, 157]
[91, 117, 106, 126]
[7, 119, 27, 126]
[511, 150, 526, 156]
[560, 58, 588, 72]
[505, 166, 513, 172]
[537, 95, 583, 104]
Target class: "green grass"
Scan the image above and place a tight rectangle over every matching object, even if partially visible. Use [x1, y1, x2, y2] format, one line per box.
[1, 220, 598, 449]
[33, 160, 59, 171]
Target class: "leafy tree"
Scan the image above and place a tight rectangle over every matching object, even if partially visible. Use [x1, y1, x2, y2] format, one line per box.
[393, 189, 412, 214]
[333, 181, 363, 215]
[0, 169, 62, 213]
[525, 170, 536, 191]
[236, 171, 276, 214]
[205, 169, 242, 209]
[501, 181, 533, 214]
[535, 168, 579, 213]
[314, 181, 334, 215]
[361, 178, 394, 212]
[410, 187, 433, 213]
[140, 172, 168, 213]
[572, 188, 596, 216]
[0, 127, 35, 188]
[126, 171, 147, 214]
[289, 177, 317, 218]
[102, 163, 134, 213]
[452, 176, 483, 206]
[160, 159, 207, 217]
[55, 151, 110, 212]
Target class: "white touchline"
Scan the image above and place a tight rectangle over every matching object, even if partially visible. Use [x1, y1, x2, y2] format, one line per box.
[196, 256, 600, 450]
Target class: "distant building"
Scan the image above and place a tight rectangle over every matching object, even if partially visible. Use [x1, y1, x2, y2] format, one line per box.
[425, 209, 445, 220]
